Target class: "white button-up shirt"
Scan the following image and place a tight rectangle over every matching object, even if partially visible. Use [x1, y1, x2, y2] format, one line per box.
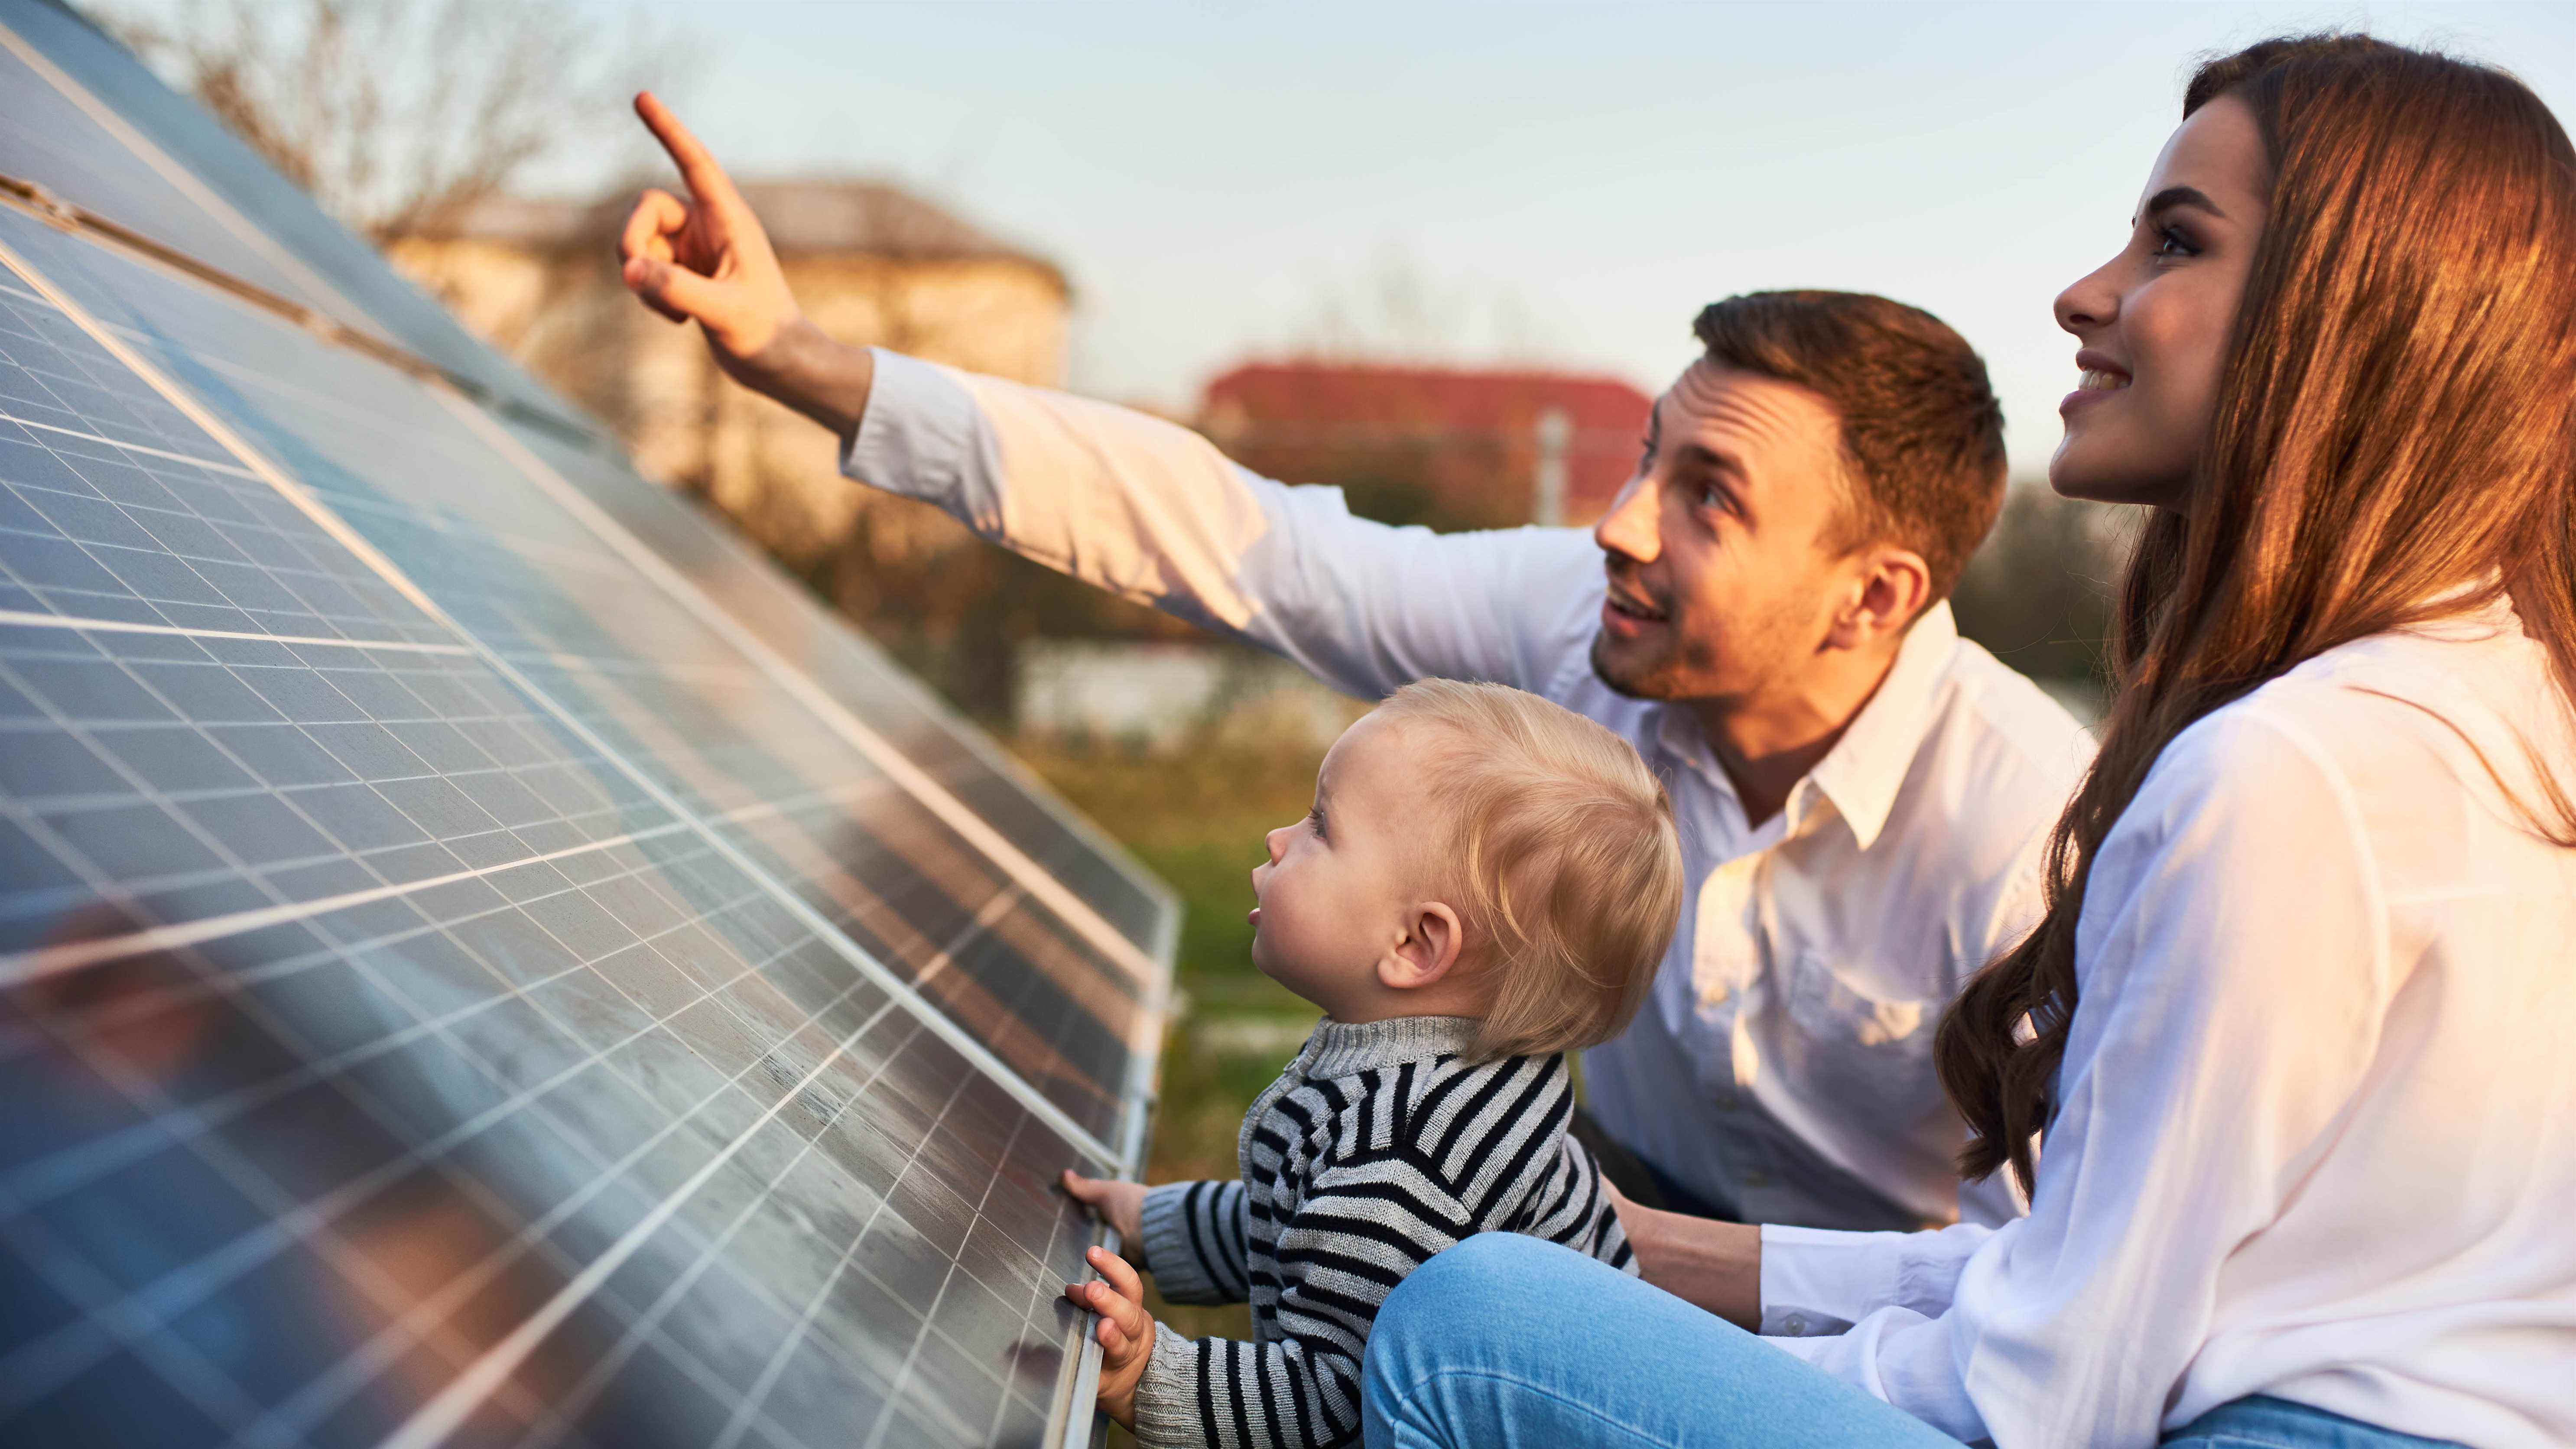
[1758, 602, 2576, 1448]
[845, 351, 2093, 1230]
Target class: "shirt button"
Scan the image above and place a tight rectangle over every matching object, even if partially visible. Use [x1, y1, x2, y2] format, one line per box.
[1784, 1313, 1809, 1335]
[1699, 983, 1729, 1007]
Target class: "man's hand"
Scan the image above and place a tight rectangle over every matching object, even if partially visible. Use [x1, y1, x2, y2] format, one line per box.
[1064, 1245, 1156, 1428]
[1061, 1169, 1149, 1267]
[1603, 1177, 1764, 1330]
[618, 92, 874, 436]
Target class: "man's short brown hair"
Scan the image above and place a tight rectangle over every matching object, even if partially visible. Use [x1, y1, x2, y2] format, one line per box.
[1693, 290, 2007, 602]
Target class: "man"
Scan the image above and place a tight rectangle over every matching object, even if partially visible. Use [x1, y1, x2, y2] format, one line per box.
[615, 94, 2092, 1231]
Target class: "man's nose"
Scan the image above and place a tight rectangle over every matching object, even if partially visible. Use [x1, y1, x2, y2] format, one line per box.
[1594, 472, 1660, 565]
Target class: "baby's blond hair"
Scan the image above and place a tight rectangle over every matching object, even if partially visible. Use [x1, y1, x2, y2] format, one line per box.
[1373, 678, 1683, 1061]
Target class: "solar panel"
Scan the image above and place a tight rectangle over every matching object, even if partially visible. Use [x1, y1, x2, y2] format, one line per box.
[0, 0, 597, 436]
[0, 7, 1174, 1447]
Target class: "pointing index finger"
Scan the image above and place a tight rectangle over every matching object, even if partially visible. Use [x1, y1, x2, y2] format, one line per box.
[633, 91, 745, 215]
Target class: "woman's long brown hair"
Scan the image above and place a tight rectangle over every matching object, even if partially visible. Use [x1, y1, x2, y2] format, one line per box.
[1934, 34, 2576, 1193]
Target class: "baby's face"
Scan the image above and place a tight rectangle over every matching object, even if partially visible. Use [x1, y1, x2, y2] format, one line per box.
[1248, 711, 1442, 1013]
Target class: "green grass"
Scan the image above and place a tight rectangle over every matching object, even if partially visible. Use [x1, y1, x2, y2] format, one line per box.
[1015, 735, 1333, 1373]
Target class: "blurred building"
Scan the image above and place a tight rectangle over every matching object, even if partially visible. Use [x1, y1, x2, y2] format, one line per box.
[1200, 362, 1652, 529]
[388, 178, 1068, 567]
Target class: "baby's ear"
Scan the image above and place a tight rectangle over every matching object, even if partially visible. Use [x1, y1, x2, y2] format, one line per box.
[1379, 901, 1465, 991]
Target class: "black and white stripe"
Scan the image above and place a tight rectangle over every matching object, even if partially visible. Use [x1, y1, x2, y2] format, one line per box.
[1134, 1015, 1633, 1449]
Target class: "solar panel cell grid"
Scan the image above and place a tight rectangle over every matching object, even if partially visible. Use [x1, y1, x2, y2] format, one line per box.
[0, 31, 388, 344]
[0, 209, 1151, 1143]
[0, 215, 1160, 1446]
[497, 421, 1173, 957]
[0, 0, 598, 433]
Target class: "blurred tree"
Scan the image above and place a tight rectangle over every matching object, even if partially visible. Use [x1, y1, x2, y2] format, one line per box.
[1950, 484, 2131, 688]
[98, 0, 681, 244]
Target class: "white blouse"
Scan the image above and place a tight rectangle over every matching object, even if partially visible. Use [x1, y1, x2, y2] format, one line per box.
[1758, 602, 2576, 1448]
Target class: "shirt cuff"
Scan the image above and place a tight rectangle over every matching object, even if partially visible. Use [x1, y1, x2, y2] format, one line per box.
[839, 348, 991, 518]
[1140, 1181, 1226, 1303]
[1129, 1319, 1203, 1448]
[1759, 1221, 1994, 1336]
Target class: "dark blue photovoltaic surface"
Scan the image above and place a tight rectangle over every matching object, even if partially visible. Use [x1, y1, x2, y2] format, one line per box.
[0, 8, 1173, 1448]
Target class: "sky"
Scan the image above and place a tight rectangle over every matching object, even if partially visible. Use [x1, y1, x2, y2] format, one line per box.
[550, 1, 2576, 478]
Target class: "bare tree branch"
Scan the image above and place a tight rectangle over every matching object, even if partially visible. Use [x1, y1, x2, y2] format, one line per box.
[100, 0, 689, 244]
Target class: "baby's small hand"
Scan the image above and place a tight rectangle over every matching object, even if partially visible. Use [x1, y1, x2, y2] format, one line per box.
[1065, 1245, 1156, 1428]
[1060, 1169, 1148, 1262]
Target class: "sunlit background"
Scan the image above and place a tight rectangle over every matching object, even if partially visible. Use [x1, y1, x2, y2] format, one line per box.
[78, 0, 2576, 1384]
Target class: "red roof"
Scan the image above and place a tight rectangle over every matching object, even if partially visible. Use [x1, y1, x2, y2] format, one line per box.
[1199, 361, 1653, 526]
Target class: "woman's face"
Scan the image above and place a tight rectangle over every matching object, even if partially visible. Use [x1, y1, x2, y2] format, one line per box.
[2050, 94, 2271, 511]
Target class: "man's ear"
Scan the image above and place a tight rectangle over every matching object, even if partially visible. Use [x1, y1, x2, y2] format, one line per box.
[1827, 545, 1932, 652]
[1377, 902, 1465, 992]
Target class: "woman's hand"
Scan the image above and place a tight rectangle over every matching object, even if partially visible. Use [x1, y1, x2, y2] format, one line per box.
[1606, 1177, 1764, 1331]
[1061, 1169, 1150, 1268]
[1065, 1245, 1156, 1428]
[619, 92, 874, 436]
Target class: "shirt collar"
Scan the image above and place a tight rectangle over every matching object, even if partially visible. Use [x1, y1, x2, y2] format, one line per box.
[1799, 600, 1960, 851]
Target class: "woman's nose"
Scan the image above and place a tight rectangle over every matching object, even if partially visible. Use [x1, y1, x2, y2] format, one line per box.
[2054, 261, 2121, 336]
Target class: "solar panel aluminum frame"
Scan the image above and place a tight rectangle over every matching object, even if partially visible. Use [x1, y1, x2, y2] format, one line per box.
[0, 20, 1177, 1441]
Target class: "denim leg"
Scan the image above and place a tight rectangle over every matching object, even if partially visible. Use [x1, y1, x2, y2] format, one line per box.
[2161, 1396, 2468, 1448]
[1362, 1233, 1967, 1449]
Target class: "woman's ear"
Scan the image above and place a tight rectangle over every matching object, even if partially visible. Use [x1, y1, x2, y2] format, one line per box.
[1378, 902, 1465, 992]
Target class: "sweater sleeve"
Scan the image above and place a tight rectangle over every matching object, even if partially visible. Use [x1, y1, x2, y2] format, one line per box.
[1133, 1151, 1462, 1449]
[1140, 1180, 1251, 1305]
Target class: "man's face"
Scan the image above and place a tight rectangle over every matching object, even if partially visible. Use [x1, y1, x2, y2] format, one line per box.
[1589, 361, 1859, 706]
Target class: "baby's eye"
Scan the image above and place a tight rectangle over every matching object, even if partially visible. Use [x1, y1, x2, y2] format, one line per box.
[1306, 805, 1327, 841]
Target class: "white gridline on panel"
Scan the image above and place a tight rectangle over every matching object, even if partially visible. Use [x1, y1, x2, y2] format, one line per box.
[0, 292, 449, 647]
[11, 240, 1146, 1150]
[5, 774, 1082, 1449]
[0, 228, 1120, 1446]
[0, 240, 1156, 1161]
[3, 256, 1159, 986]
[499, 418, 1173, 955]
[14, 250, 1151, 1057]
[0, 624, 666, 979]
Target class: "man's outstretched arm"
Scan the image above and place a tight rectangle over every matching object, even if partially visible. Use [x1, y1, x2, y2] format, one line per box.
[616, 95, 1601, 699]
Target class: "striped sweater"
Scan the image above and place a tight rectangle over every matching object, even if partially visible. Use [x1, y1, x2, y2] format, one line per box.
[1133, 1014, 1634, 1449]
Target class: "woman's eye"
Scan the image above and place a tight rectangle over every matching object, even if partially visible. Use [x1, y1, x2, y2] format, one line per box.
[2152, 224, 2201, 258]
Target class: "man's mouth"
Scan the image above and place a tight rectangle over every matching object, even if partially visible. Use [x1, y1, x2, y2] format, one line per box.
[1605, 589, 1667, 623]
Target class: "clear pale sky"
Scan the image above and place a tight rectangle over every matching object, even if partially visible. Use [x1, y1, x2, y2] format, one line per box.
[562, 1, 2574, 477]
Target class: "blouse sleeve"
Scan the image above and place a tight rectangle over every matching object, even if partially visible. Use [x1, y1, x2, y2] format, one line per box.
[1766, 704, 2393, 1446]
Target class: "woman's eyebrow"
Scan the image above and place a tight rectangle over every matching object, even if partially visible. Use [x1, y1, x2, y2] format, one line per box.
[2145, 184, 2227, 220]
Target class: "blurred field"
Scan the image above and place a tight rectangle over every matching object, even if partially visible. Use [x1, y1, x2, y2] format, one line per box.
[1017, 734, 1336, 1375]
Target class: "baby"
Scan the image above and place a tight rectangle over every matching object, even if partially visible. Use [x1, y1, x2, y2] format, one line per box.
[1061, 678, 1684, 1448]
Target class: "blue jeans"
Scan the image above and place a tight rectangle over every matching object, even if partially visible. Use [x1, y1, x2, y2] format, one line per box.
[1361, 1234, 2463, 1449]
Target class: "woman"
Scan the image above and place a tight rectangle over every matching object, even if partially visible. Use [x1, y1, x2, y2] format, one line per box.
[1361, 34, 2576, 1449]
